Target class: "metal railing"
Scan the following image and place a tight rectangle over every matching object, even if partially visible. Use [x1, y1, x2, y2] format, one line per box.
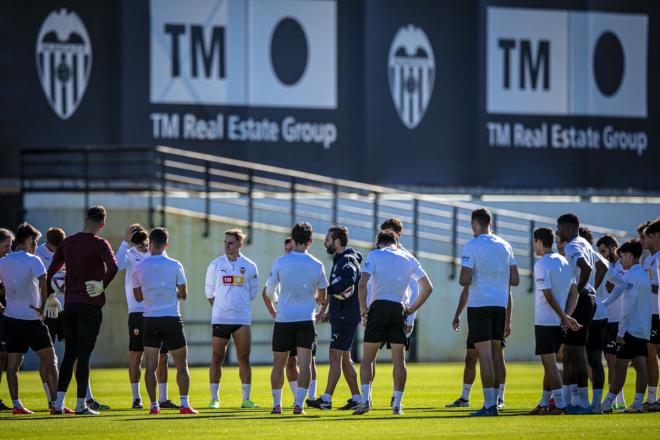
[20, 145, 630, 289]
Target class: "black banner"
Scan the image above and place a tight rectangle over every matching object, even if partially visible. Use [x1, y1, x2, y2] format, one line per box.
[0, 0, 657, 191]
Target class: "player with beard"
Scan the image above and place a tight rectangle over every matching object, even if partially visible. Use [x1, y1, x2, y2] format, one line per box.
[307, 226, 361, 410]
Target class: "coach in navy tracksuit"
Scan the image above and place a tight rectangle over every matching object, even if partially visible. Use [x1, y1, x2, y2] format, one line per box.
[308, 226, 362, 410]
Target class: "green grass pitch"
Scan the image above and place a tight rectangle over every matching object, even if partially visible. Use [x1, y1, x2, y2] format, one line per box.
[1, 363, 658, 439]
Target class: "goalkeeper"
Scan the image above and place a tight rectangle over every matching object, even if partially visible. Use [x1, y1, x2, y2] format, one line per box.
[307, 226, 362, 410]
[46, 206, 118, 415]
[0, 223, 59, 414]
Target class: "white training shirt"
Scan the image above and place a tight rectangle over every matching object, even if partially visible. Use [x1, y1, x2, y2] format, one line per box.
[533, 252, 576, 326]
[461, 234, 516, 308]
[265, 251, 328, 323]
[604, 260, 626, 323]
[643, 250, 659, 315]
[116, 241, 150, 314]
[603, 264, 651, 340]
[565, 236, 608, 320]
[205, 254, 259, 325]
[363, 245, 426, 304]
[592, 252, 609, 320]
[0, 251, 46, 320]
[131, 254, 187, 318]
[35, 243, 65, 308]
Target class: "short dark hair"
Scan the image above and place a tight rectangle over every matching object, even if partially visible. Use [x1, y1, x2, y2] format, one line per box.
[284, 237, 292, 245]
[86, 206, 107, 224]
[644, 218, 660, 235]
[533, 227, 554, 248]
[471, 208, 491, 228]
[636, 221, 651, 234]
[131, 229, 148, 246]
[596, 235, 618, 249]
[0, 228, 14, 245]
[578, 227, 594, 245]
[380, 218, 402, 234]
[376, 230, 398, 247]
[557, 213, 579, 227]
[15, 222, 41, 247]
[618, 239, 643, 258]
[328, 226, 348, 247]
[149, 227, 169, 247]
[46, 227, 66, 247]
[291, 222, 313, 245]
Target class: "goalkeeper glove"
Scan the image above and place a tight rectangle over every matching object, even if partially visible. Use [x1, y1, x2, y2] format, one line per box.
[44, 294, 62, 319]
[85, 280, 105, 297]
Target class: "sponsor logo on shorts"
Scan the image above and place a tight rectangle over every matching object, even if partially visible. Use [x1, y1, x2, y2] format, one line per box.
[133, 328, 141, 336]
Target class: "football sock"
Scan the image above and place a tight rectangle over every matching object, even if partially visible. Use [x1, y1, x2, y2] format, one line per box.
[210, 383, 220, 401]
[241, 384, 251, 401]
[483, 387, 496, 408]
[55, 392, 66, 409]
[76, 397, 87, 411]
[570, 384, 578, 406]
[288, 381, 298, 400]
[393, 391, 404, 408]
[591, 389, 603, 407]
[361, 384, 372, 404]
[633, 393, 644, 409]
[552, 388, 566, 409]
[648, 386, 657, 403]
[351, 394, 361, 402]
[498, 384, 505, 402]
[131, 383, 141, 401]
[602, 392, 616, 409]
[321, 393, 332, 403]
[616, 390, 626, 406]
[272, 389, 283, 408]
[539, 390, 551, 407]
[461, 383, 472, 401]
[180, 395, 189, 409]
[158, 383, 168, 402]
[577, 387, 589, 408]
[295, 388, 308, 408]
[308, 380, 317, 399]
[12, 399, 23, 409]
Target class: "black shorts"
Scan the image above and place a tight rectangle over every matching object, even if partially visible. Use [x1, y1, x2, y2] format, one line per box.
[535, 325, 563, 355]
[3, 317, 53, 354]
[0, 314, 6, 353]
[587, 319, 607, 351]
[604, 322, 619, 355]
[329, 320, 358, 351]
[45, 315, 65, 342]
[651, 315, 660, 344]
[129, 313, 168, 354]
[143, 316, 187, 351]
[212, 324, 245, 340]
[363, 300, 407, 345]
[273, 321, 315, 353]
[466, 335, 506, 349]
[467, 306, 506, 343]
[616, 332, 648, 359]
[563, 291, 595, 346]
